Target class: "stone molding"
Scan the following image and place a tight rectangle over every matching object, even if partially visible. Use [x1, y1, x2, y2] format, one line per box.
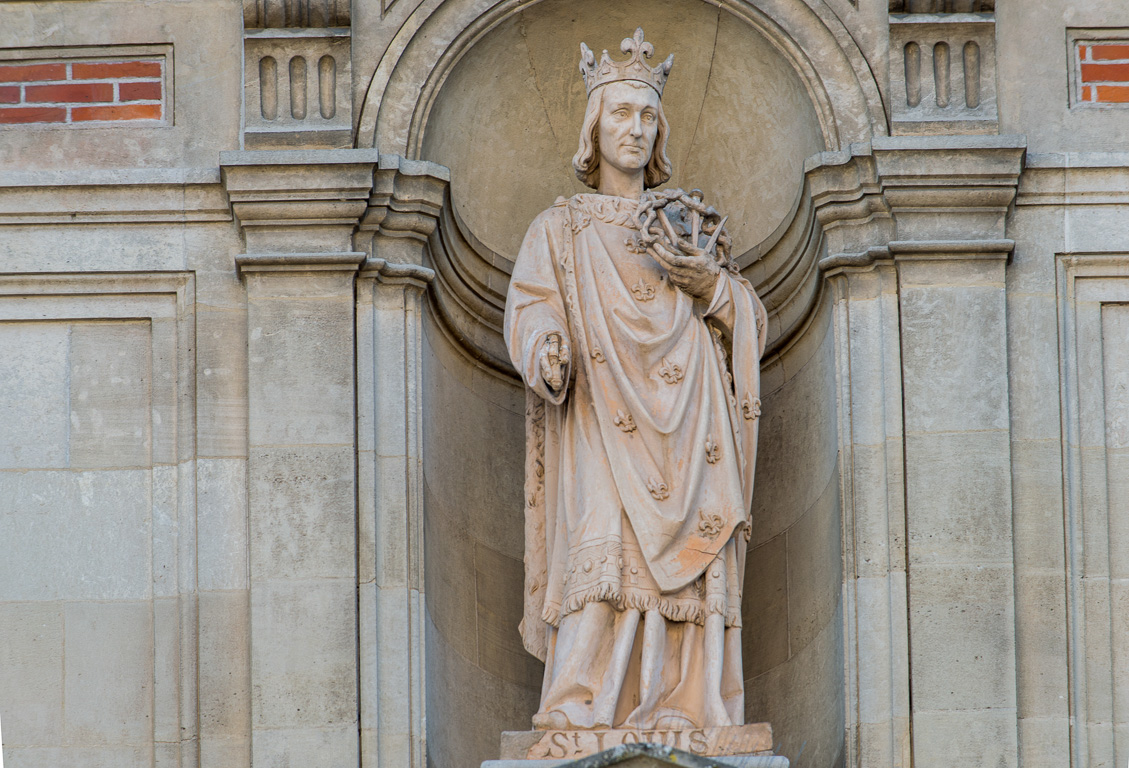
[241, 0, 353, 149]
[234, 250, 367, 274]
[1053, 254, 1129, 768]
[220, 149, 451, 275]
[360, 153, 450, 266]
[0, 168, 229, 224]
[807, 135, 1025, 274]
[357, 0, 887, 156]
[221, 148, 380, 258]
[888, 13, 998, 135]
[425, 135, 1025, 377]
[243, 0, 350, 29]
[889, 0, 993, 12]
[0, 272, 199, 766]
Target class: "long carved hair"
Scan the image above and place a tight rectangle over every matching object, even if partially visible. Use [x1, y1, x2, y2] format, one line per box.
[572, 81, 672, 190]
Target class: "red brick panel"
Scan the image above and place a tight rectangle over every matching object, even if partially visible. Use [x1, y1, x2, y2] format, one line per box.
[0, 63, 66, 83]
[118, 81, 161, 102]
[1078, 42, 1129, 104]
[72, 60, 162, 80]
[0, 57, 163, 125]
[1090, 44, 1129, 61]
[1081, 62, 1129, 82]
[0, 106, 67, 124]
[26, 82, 114, 103]
[72, 103, 162, 122]
[1095, 85, 1129, 104]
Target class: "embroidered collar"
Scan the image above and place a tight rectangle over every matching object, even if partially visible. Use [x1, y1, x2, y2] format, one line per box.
[571, 194, 639, 228]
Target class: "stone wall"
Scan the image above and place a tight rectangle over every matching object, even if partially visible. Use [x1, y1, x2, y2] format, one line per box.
[0, 2, 1128, 768]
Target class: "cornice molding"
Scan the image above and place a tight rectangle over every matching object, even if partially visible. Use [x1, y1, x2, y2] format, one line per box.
[243, 0, 349, 29]
[220, 149, 380, 257]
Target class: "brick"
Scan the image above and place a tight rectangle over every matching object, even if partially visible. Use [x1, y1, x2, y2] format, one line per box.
[72, 60, 161, 80]
[1095, 85, 1129, 103]
[1078, 45, 1089, 61]
[1090, 44, 1129, 61]
[1081, 62, 1129, 83]
[118, 81, 161, 102]
[0, 106, 66, 124]
[1084, 85, 1095, 102]
[0, 63, 66, 83]
[26, 82, 113, 104]
[0, 86, 18, 104]
[71, 103, 162, 121]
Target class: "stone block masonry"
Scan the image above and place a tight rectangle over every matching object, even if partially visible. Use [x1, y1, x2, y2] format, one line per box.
[1077, 43, 1129, 104]
[0, 59, 164, 125]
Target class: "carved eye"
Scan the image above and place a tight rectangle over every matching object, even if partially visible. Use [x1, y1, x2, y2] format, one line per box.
[642, 112, 656, 123]
[613, 109, 628, 118]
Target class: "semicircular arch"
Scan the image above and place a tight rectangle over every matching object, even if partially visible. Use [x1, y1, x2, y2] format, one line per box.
[356, 0, 887, 157]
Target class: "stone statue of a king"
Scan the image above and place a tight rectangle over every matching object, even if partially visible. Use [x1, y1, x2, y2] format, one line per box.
[504, 28, 768, 732]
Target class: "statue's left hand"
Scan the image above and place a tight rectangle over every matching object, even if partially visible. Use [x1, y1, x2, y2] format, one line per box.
[649, 240, 721, 302]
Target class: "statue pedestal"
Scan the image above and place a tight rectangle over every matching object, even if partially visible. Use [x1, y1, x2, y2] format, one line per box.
[482, 737, 789, 768]
[485, 724, 785, 767]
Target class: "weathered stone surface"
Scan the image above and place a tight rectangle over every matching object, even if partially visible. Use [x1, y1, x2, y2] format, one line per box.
[1, 3, 1127, 768]
[501, 724, 773, 760]
[485, 743, 788, 768]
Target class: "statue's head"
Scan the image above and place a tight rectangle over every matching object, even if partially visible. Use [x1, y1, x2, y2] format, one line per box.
[573, 29, 673, 190]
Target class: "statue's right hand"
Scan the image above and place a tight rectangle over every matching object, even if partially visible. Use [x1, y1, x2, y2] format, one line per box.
[539, 332, 569, 392]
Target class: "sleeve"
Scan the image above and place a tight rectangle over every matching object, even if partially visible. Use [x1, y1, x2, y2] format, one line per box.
[704, 272, 767, 355]
[504, 209, 572, 404]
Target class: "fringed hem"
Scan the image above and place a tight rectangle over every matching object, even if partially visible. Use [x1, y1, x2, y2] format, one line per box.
[542, 586, 741, 628]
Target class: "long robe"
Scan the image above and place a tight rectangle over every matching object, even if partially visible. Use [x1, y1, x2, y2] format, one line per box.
[504, 192, 767, 730]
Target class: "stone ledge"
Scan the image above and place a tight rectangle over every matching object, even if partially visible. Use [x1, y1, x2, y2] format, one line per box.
[485, 743, 788, 768]
[501, 724, 773, 761]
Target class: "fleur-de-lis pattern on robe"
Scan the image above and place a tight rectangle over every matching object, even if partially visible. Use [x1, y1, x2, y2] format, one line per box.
[505, 192, 770, 724]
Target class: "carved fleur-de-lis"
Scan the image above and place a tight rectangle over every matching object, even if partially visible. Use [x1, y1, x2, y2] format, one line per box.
[624, 236, 647, 254]
[591, 347, 606, 363]
[697, 510, 724, 538]
[705, 435, 721, 464]
[741, 394, 762, 421]
[613, 409, 637, 433]
[658, 357, 683, 384]
[631, 278, 656, 302]
[647, 476, 670, 500]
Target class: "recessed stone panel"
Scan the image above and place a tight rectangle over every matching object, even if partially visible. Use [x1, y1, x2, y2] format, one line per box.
[0, 322, 69, 469]
[63, 600, 154, 745]
[68, 320, 152, 469]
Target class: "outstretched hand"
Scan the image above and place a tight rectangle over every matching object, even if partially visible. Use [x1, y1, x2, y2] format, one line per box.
[649, 239, 722, 302]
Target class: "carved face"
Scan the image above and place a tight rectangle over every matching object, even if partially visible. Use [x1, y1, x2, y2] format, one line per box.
[596, 81, 660, 180]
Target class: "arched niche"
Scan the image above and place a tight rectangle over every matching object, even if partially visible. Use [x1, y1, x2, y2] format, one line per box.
[375, 3, 869, 766]
[418, 0, 825, 260]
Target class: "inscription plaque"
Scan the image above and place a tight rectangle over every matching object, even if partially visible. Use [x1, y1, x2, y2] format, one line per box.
[500, 723, 774, 760]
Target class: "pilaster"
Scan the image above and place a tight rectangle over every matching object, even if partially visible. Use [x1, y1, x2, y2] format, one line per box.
[876, 135, 1024, 768]
[809, 135, 1025, 768]
[221, 149, 378, 768]
[355, 155, 449, 768]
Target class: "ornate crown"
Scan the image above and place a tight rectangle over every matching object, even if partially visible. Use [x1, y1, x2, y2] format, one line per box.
[579, 28, 674, 98]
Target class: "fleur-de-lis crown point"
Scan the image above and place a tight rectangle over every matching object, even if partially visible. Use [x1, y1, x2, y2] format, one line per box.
[579, 27, 674, 97]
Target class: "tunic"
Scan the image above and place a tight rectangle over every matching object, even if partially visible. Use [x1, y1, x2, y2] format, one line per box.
[504, 192, 767, 729]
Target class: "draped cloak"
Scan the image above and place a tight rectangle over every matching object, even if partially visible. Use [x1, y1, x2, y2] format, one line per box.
[504, 192, 768, 729]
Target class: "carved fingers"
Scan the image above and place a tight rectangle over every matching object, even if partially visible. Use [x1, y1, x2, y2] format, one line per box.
[648, 241, 721, 301]
[539, 332, 570, 393]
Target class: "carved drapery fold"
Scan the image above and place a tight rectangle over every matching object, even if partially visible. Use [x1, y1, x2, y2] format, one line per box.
[243, 0, 350, 28]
